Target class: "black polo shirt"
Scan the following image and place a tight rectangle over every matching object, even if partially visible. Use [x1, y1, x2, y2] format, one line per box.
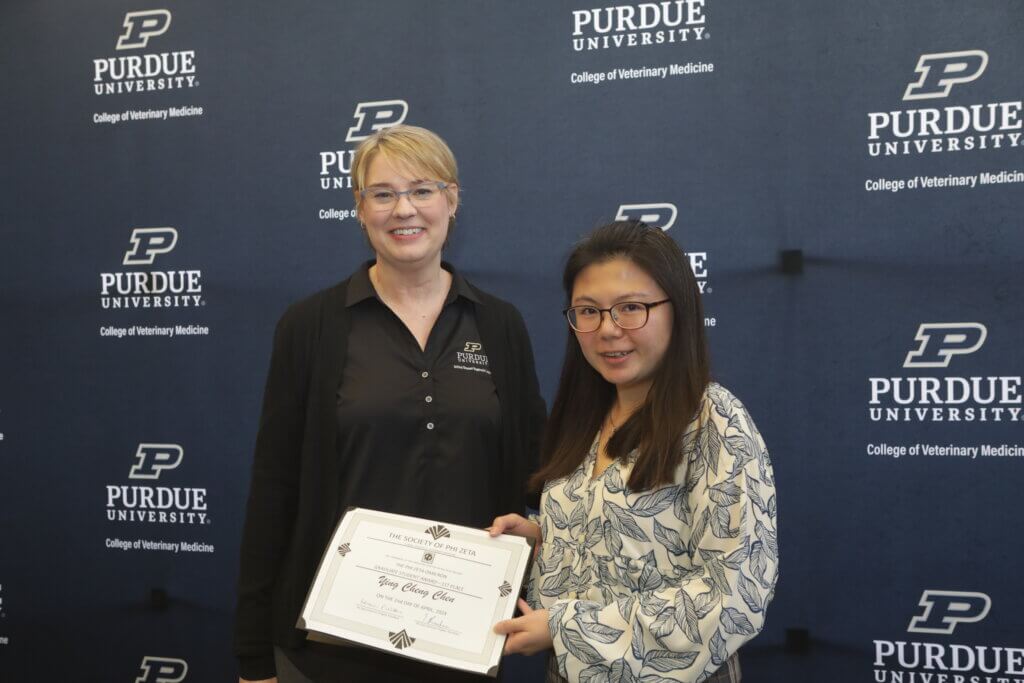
[335, 264, 501, 528]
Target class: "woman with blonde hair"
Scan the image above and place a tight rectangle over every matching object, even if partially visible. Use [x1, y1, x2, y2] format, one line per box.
[235, 125, 545, 683]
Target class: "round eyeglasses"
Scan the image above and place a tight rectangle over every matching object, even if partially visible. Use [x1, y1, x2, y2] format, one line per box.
[359, 182, 449, 211]
[564, 300, 671, 333]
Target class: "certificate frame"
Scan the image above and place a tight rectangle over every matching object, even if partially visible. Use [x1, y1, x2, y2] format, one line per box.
[297, 507, 533, 677]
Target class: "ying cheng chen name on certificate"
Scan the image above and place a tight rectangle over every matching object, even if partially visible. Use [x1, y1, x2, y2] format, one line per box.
[298, 508, 533, 677]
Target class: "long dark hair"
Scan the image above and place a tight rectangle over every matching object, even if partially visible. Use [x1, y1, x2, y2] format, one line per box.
[530, 221, 710, 492]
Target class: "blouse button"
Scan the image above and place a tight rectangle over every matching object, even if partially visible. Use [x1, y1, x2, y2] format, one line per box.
[421, 371, 429, 379]
[426, 422, 435, 430]
[425, 395, 433, 403]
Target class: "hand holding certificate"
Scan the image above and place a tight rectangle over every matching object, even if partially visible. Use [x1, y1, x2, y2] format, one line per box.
[298, 508, 533, 677]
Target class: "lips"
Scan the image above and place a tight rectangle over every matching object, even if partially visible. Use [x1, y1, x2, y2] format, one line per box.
[387, 226, 425, 241]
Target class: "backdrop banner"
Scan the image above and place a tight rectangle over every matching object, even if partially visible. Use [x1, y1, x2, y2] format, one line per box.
[1, 1, 1022, 681]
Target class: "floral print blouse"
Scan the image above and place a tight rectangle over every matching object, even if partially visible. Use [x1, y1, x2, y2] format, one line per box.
[528, 384, 778, 682]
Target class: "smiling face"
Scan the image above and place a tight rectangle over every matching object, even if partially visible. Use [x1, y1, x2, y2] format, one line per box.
[571, 257, 673, 401]
[357, 153, 457, 271]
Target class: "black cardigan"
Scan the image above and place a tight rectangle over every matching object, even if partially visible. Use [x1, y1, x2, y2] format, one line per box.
[233, 274, 546, 680]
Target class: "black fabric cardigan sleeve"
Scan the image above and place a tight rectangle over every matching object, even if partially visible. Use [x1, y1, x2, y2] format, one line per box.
[234, 292, 323, 679]
[478, 288, 546, 512]
[233, 276, 545, 680]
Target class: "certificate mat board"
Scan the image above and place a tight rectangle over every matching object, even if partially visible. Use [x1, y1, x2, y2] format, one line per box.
[298, 508, 533, 676]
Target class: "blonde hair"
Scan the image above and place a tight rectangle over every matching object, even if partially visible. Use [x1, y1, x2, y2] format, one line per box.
[351, 125, 459, 207]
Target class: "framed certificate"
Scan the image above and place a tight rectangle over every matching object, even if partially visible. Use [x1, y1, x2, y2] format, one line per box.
[298, 508, 533, 677]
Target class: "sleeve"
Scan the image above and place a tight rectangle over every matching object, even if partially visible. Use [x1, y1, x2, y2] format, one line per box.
[547, 391, 778, 682]
[233, 307, 312, 680]
[524, 510, 544, 610]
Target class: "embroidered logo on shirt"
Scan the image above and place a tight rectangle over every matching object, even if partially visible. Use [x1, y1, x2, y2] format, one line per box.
[454, 341, 490, 375]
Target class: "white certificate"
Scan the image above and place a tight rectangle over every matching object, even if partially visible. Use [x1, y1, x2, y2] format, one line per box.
[298, 507, 533, 677]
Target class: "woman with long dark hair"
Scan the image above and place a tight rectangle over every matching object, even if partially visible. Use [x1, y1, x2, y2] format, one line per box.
[492, 221, 777, 682]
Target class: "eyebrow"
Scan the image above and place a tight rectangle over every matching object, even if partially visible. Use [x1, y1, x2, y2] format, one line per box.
[571, 292, 652, 305]
[364, 179, 432, 189]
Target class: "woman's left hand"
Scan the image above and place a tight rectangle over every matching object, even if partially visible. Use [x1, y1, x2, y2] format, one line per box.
[493, 598, 553, 656]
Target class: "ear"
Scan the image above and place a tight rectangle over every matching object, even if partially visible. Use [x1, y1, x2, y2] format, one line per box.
[446, 183, 459, 217]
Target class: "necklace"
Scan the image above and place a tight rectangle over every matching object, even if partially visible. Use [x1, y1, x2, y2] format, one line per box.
[607, 399, 640, 435]
[606, 410, 619, 435]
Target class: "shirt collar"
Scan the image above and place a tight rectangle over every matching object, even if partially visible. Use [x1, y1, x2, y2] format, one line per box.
[345, 261, 481, 307]
[448, 265, 481, 304]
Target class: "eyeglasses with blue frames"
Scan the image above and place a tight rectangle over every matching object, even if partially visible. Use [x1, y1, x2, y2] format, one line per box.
[359, 182, 449, 211]
[564, 299, 671, 333]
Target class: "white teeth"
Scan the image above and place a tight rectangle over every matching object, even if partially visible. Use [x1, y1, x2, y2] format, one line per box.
[604, 351, 630, 357]
[392, 228, 423, 235]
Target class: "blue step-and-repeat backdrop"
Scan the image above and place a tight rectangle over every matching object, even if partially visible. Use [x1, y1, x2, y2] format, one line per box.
[1, 1, 1022, 681]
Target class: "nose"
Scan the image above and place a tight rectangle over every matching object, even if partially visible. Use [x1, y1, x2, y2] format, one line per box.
[597, 310, 623, 338]
[393, 191, 417, 217]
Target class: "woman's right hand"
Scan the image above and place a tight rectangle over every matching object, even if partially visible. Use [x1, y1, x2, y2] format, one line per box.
[488, 513, 542, 546]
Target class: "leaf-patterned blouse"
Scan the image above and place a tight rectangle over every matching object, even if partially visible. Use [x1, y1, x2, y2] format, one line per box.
[527, 384, 778, 682]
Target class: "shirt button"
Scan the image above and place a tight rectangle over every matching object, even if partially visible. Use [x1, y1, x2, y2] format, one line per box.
[425, 395, 433, 403]
[426, 422, 435, 430]
[421, 371, 429, 379]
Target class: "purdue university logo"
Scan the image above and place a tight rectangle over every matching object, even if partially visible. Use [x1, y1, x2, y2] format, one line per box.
[873, 591, 1010, 681]
[903, 323, 986, 368]
[867, 49, 1023, 157]
[94, 10, 198, 96]
[903, 51, 988, 101]
[117, 10, 172, 50]
[907, 590, 991, 635]
[615, 203, 677, 231]
[136, 656, 187, 683]
[869, 322, 1023, 423]
[123, 228, 178, 266]
[455, 342, 490, 375]
[346, 100, 409, 142]
[100, 228, 204, 310]
[106, 444, 210, 526]
[129, 444, 184, 480]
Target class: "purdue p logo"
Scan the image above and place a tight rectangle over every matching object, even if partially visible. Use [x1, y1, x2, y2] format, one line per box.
[136, 656, 188, 683]
[129, 444, 184, 480]
[908, 591, 991, 635]
[903, 323, 987, 368]
[903, 50, 988, 101]
[345, 100, 409, 142]
[615, 203, 678, 231]
[123, 228, 178, 266]
[117, 10, 173, 50]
